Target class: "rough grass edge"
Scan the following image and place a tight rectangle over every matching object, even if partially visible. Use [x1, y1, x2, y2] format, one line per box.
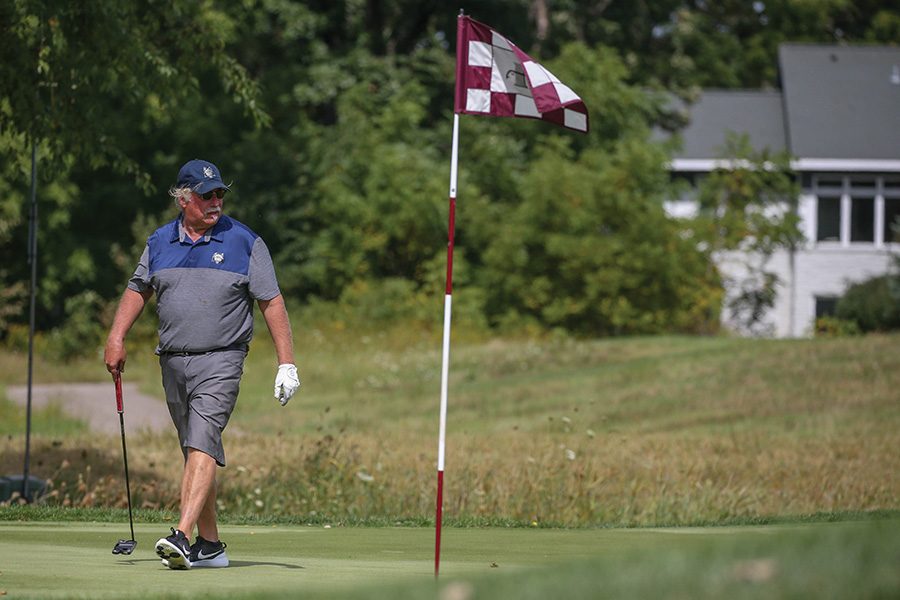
[2, 505, 898, 529]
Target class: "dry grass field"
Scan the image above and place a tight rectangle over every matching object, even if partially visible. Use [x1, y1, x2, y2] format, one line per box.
[2, 328, 898, 526]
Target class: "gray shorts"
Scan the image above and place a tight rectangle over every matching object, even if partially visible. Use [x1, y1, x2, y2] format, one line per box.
[159, 348, 247, 467]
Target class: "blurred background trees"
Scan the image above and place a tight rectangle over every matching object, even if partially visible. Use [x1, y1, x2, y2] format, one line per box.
[1, 0, 897, 353]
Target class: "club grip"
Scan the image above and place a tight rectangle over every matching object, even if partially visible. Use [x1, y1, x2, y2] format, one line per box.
[114, 373, 124, 414]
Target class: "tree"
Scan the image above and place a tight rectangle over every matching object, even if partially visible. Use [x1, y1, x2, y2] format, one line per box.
[4, 0, 890, 343]
[0, 2, 266, 176]
[690, 134, 802, 334]
[0, 1, 266, 335]
[473, 45, 721, 335]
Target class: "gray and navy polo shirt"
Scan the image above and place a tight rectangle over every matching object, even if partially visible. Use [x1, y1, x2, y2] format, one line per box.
[128, 214, 281, 353]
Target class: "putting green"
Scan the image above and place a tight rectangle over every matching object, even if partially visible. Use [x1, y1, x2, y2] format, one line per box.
[1, 520, 898, 599]
[0, 522, 605, 598]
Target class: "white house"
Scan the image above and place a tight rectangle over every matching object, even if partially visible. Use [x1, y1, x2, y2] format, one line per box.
[664, 44, 900, 337]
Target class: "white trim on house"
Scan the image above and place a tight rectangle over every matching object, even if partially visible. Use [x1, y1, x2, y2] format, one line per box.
[669, 159, 767, 172]
[792, 159, 900, 172]
[671, 158, 900, 173]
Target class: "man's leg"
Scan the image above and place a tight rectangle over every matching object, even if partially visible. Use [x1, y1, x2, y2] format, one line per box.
[177, 448, 217, 538]
[197, 474, 219, 541]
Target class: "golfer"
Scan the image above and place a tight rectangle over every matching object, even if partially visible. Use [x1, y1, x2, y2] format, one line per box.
[104, 159, 301, 570]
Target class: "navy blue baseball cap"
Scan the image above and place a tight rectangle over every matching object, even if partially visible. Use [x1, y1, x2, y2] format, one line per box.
[176, 159, 231, 195]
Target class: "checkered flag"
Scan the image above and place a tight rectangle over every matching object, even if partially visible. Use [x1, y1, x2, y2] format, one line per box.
[454, 15, 589, 133]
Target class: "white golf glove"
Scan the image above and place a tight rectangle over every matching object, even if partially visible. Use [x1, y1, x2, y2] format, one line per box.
[274, 363, 301, 406]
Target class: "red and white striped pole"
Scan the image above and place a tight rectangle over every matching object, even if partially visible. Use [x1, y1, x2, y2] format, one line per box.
[435, 110, 460, 578]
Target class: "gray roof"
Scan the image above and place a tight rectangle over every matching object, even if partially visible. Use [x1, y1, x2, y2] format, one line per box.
[779, 44, 900, 160]
[672, 91, 786, 159]
[668, 44, 900, 163]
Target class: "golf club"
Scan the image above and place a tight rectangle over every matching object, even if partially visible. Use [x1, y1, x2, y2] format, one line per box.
[111, 372, 137, 555]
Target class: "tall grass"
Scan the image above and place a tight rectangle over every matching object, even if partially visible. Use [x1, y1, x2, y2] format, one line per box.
[1, 327, 898, 526]
[0, 396, 88, 436]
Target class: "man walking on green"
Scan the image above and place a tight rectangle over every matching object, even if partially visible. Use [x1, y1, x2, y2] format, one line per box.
[104, 159, 301, 569]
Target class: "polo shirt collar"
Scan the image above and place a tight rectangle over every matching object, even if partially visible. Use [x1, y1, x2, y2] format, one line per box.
[208, 216, 227, 242]
[170, 215, 227, 244]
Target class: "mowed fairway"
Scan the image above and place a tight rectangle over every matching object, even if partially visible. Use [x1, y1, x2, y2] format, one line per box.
[7, 523, 596, 598]
[2, 518, 899, 599]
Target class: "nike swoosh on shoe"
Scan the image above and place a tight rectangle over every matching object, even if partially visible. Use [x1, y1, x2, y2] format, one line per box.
[196, 549, 223, 560]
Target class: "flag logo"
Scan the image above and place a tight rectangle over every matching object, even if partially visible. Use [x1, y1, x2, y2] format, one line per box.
[203, 166, 214, 178]
[455, 15, 589, 133]
[212, 252, 224, 264]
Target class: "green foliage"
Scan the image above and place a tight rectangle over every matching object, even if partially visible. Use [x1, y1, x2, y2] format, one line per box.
[2, 1, 893, 346]
[694, 134, 801, 255]
[47, 290, 106, 361]
[688, 133, 802, 333]
[302, 69, 447, 295]
[0, 278, 27, 333]
[868, 8, 900, 41]
[836, 274, 900, 332]
[455, 45, 720, 336]
[626, 0, 898, 89]
[479, 140, 720, 335]
[0, 393, 87, 436]
[337, 278, 435, 326]
[0, 0, 267, 340]
[0, 1, 267, 174]
[815, 316, 862, 338]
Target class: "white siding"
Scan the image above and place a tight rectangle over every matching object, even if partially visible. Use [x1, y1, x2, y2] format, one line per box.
[716, 246, 896, 337]
[798, 193, 817, 243]
[789, 247, 895, 336]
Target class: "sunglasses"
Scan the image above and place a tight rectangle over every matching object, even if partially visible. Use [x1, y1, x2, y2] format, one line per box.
[198, 189, 227, 200]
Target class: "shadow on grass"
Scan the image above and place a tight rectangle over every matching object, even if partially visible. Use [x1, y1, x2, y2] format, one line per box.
[113, 558, 167, 567]
[227, 561, 304, 569]
[112, 558, 304, 569]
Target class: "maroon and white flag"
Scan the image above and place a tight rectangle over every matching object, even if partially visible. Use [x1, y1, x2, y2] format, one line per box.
[454, 15, 589, 133]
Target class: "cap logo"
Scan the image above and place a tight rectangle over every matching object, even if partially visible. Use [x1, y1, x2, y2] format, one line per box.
[212, 252, 224, 264]
[203, 166, 214, 178]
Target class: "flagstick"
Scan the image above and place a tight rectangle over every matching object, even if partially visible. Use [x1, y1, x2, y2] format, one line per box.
[435, 112, 460, 578]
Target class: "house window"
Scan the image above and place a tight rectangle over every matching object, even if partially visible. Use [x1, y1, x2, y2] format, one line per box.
[815, 175, 843, 189]
[816, 196, 841, 242]
[815, 296, 839, 319]
[885, 198, 900, 244]
[850, 197, 875, 242]
[849, 177, 876, 189]
[812, 176, 898, 246]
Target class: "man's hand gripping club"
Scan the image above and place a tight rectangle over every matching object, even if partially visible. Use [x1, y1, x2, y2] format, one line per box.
[274, 364, 301, 406]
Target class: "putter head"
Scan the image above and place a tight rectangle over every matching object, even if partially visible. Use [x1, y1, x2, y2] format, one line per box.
[112, 539, 137, 555]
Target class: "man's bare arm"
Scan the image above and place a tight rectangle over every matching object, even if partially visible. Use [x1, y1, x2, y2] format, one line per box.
[104, 288, 153, 376]
[258, 294, 295, 365]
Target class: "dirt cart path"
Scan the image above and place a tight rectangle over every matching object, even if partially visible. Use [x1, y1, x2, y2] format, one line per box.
[7, 383, 171, 434]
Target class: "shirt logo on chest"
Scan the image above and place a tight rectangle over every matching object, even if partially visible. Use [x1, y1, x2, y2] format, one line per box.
[212, 252, 225, 264]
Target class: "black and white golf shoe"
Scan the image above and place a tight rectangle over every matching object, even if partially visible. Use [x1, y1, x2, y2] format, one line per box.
[189, 536, 229, 568]
[155, 528, 192, 570]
